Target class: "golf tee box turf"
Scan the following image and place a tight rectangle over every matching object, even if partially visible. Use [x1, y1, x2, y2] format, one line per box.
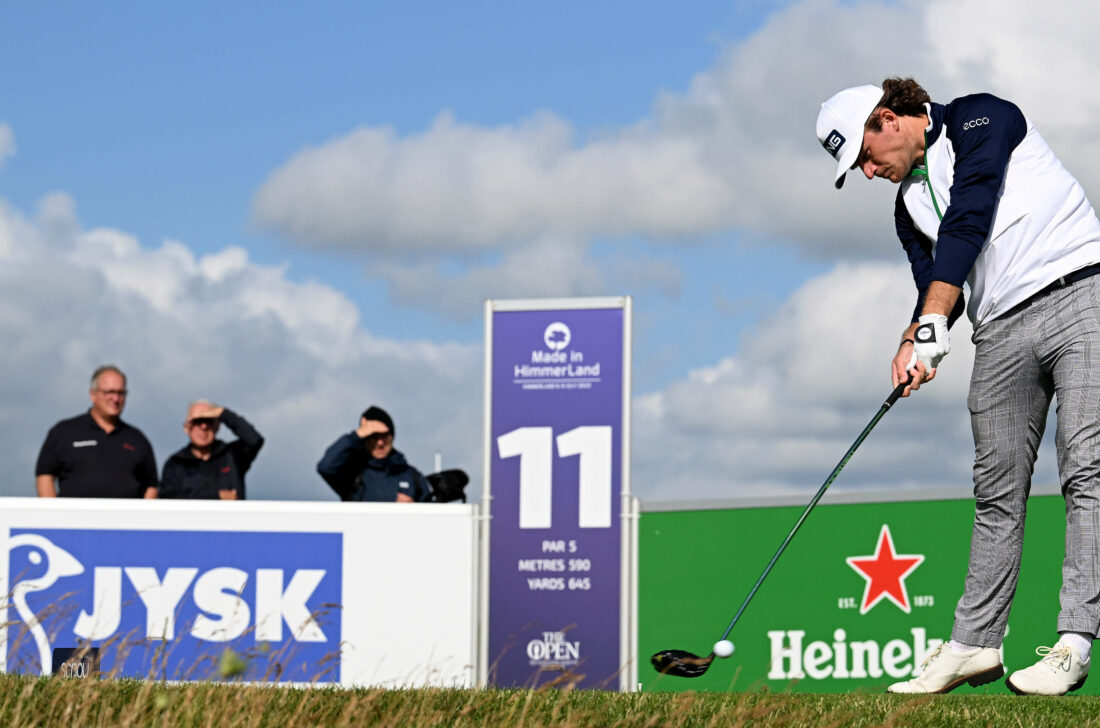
[3, 674, 1100, 728]
[638, 484, 1072, 694]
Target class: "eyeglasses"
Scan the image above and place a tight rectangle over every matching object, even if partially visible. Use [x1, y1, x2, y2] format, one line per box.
[96, 389, 128, 397]
[186, 418, 218, 429]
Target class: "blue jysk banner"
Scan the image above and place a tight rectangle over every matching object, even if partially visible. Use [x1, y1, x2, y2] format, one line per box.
[5, 528, 342, 682]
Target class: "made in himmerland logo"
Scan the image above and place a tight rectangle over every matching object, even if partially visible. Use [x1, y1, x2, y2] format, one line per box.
[4, 529, 342, 681]
[544, 322, 570, 351]
[512, 321, 602, 391]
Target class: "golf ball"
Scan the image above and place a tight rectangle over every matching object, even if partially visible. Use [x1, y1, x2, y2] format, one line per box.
[713, 640, 735, 658]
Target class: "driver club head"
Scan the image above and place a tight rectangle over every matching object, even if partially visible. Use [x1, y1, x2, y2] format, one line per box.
[651, 649, 714, 678]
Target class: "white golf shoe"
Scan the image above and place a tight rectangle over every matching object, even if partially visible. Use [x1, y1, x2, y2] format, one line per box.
[887, 643, 1004, 694]
[1006, 643, 1089, 696]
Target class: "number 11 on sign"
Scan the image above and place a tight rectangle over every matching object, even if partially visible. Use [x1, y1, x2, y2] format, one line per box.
[497, 426, 612, 529]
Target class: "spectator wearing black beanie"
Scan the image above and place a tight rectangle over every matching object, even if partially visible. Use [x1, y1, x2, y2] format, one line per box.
[316, 404, 430, 502]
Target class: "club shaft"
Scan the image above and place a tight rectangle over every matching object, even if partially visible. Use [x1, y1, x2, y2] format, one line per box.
[717, 380, 908, 642]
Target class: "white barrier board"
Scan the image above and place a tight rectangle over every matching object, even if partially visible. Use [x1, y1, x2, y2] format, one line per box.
[0, 498, 476, 687]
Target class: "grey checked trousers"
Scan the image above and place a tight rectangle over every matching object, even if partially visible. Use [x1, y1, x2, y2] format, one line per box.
[952, 275, 1100, 648]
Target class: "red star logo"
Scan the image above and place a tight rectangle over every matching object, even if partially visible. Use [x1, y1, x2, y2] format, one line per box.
[846, 525, 924, 614]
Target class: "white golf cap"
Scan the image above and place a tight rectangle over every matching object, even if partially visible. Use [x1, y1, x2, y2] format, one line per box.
[816, 85, 883, 189]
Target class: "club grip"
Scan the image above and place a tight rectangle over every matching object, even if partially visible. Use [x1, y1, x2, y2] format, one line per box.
[884, 373, 914, 408]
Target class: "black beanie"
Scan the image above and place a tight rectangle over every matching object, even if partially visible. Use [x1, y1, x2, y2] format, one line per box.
[361, 405, 395, 437]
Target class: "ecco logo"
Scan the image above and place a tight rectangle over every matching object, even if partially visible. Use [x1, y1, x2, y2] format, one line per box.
[963, 117, 990, 130]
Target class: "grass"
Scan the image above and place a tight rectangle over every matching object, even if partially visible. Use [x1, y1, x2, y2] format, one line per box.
[4, 673, 1100, 728]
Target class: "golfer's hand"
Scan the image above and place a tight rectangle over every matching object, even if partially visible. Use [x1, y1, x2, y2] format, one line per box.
[909, 314, 949, 373]
[892, 339, 934, 397]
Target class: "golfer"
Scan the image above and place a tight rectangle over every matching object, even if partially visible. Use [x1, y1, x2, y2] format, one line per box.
[817, 78, 1100, 695]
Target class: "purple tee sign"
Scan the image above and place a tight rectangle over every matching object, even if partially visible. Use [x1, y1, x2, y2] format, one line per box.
[485, 298, 631, 689]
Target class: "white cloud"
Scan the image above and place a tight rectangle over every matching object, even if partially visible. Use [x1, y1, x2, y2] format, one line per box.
[0, 123, 13, 171]
[253, 0, 1100, 273]
[630, 261, 1064, 502]
[924, 0, 1100, 193]
[248, 0, 928, 257]
[379, 236, 601, 313]
[4, 189, 1021, 506]
[378, 235, 681, 318]
[240, 0, 1086, 504]
[0, 196, 1060, 507]
[8, 0, 1085, 509]
[0, 195, 481, 501]
[926, 0, 1100, 127]
[253, 111, 735, 252]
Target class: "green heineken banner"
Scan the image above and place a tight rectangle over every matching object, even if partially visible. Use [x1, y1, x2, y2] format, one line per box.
[638, 489, 1082, 694]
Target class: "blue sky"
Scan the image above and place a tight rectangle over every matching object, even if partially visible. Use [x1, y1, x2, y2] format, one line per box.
[3, 0, 1094, 501]
[2, 1, 821, 390]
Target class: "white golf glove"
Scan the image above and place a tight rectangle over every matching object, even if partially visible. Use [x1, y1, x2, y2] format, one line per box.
[907, 313, 950, 374]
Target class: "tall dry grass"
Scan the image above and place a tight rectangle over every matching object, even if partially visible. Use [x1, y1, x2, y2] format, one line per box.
[3, 673, 1100, 728]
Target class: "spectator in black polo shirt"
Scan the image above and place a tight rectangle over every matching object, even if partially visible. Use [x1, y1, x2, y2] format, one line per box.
[35, 365, 158, 498]
[159, 400, 264, 500]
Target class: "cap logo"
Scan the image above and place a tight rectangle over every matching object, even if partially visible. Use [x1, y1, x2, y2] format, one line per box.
[823, 129, 846, 159]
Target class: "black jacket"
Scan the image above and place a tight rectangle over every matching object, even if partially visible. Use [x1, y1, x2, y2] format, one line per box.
[159, 409, 264, 499]
[316, 433, 430, 502]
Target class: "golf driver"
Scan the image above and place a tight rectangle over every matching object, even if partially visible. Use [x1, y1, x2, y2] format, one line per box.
[652, 375, 912, 678]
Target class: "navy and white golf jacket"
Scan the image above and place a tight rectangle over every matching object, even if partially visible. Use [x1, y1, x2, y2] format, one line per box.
[897, 94, 1100, 328]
